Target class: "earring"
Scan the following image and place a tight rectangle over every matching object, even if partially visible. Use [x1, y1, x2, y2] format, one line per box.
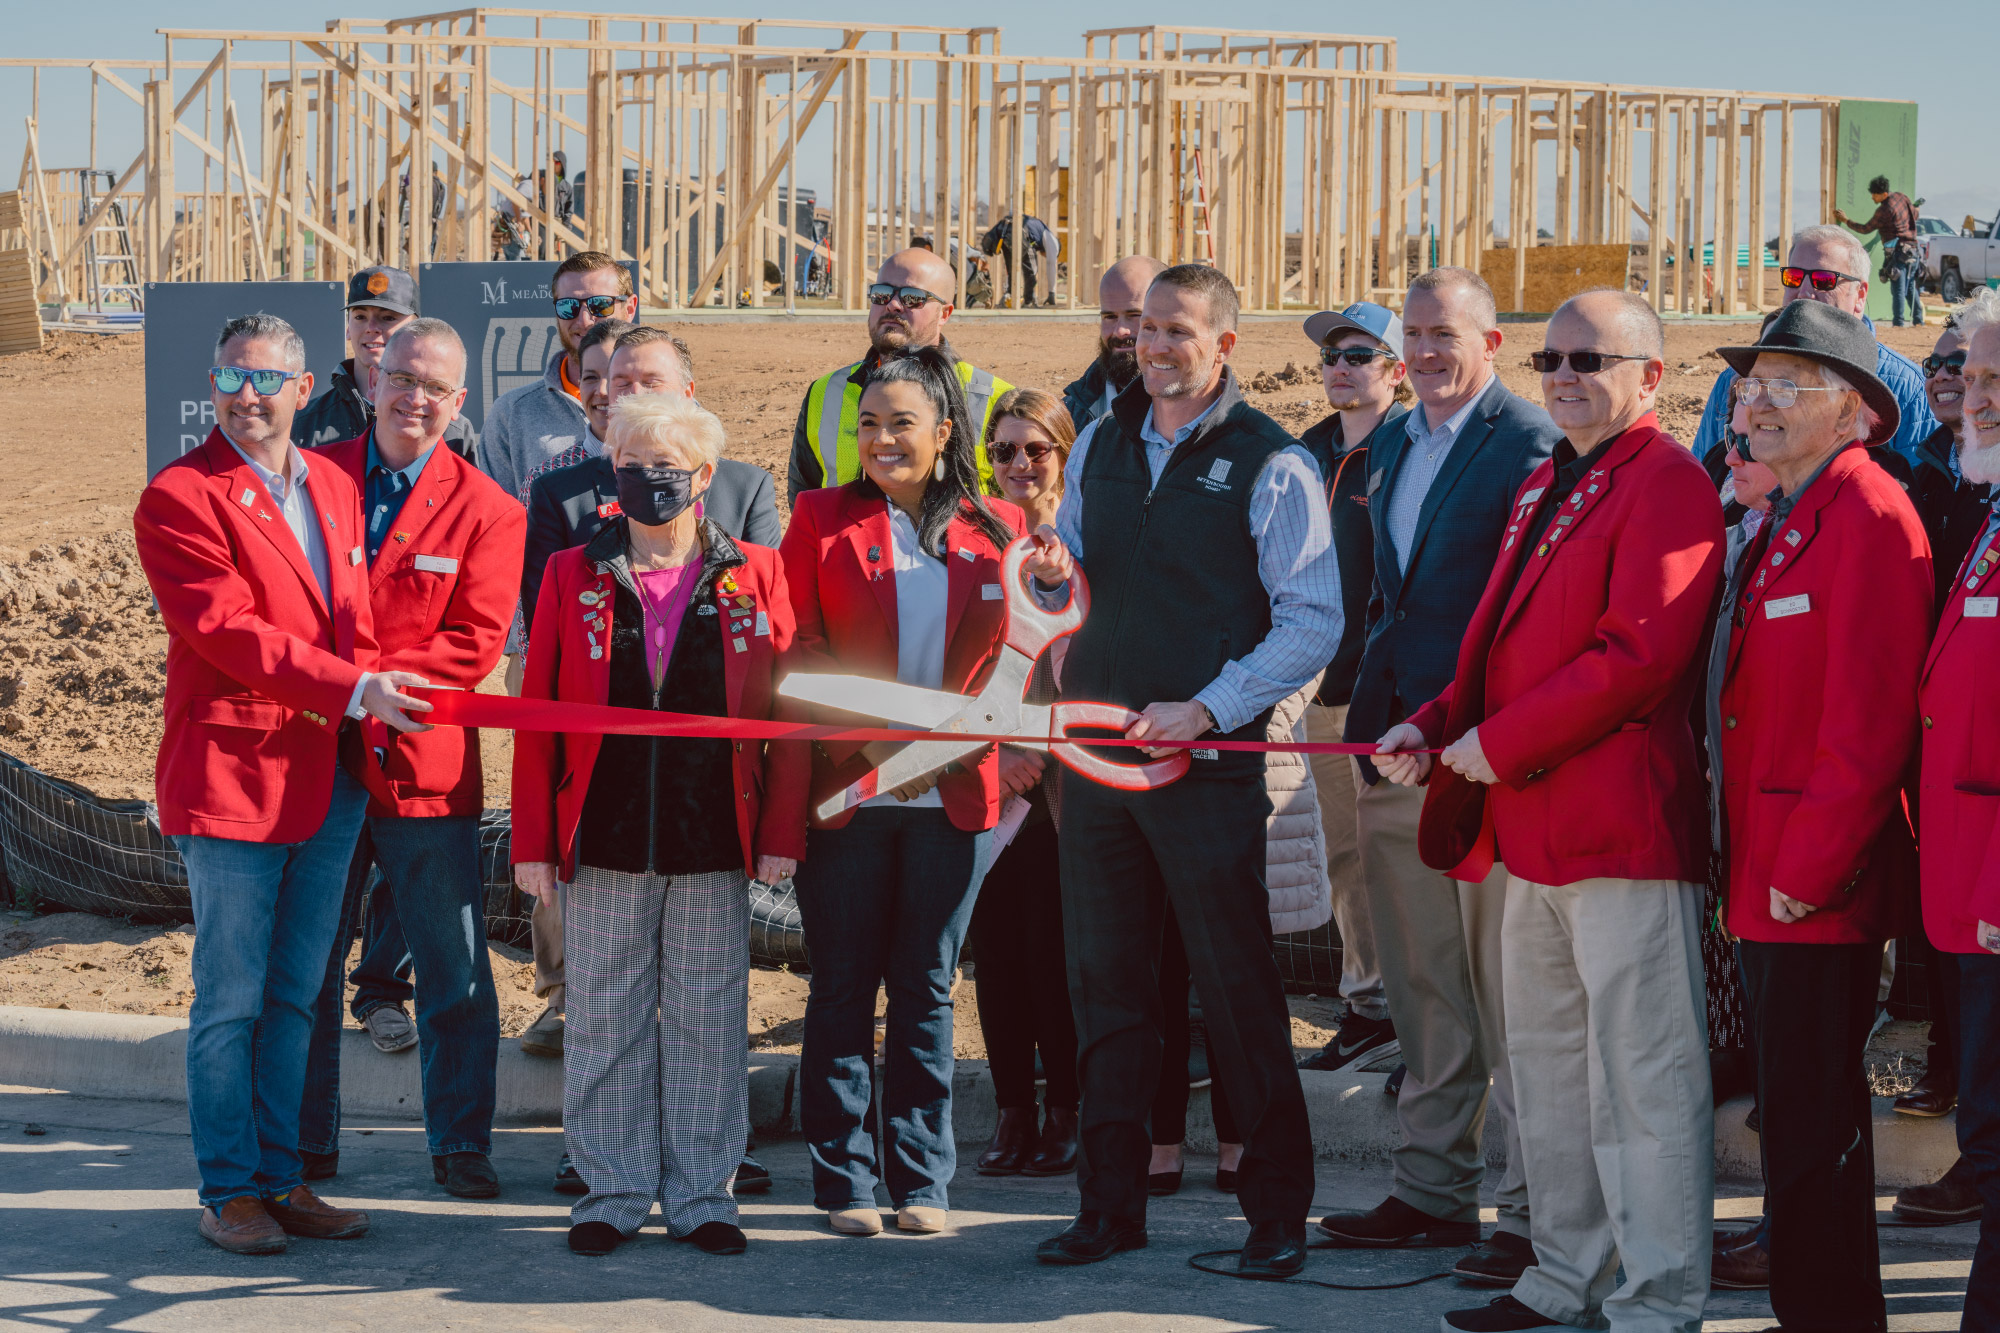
[934, 454, 947, 481]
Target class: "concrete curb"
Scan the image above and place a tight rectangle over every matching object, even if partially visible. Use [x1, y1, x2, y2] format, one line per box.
[0, 1005, 1958, 1185]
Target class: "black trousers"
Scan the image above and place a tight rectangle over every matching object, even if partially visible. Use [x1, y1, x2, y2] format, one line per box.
[1060, 771, 1310, 1225]
[1960, 952, 2000, 1331]
[1913, 932, 1962, 1085]
[1739, 939, 1886, 1333]
[1152, 902, 1239, 1146]
[969, 819, 1080, 1112]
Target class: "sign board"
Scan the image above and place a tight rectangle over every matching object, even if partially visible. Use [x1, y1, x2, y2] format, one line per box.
[417, 260, 639, 434]
[143, 281, 346, 478]
[1833, 100, 1920, 325]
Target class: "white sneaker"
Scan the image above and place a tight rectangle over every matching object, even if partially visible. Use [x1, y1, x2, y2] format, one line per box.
[362, 1004, 418, 1054]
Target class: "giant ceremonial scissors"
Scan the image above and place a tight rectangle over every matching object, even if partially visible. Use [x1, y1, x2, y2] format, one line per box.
[779, 536, 1190, 820]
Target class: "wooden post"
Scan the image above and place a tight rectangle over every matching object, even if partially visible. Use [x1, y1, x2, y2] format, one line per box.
[1647, 94, 1665, 310]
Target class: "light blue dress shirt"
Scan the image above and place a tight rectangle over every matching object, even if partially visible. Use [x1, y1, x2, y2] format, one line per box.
[1383, 376, 1492, 574]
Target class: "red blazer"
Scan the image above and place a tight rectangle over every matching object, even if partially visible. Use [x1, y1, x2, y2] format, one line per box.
[134, 429, 377, 841]
[316, 435, 527, 817]
[779, 485, 1027, 832]
[510, 535, 809, 880]
[1920, 515, 2000, 954]
[1407, 416, 1723, 886]
[1719, 446, 1931, 944]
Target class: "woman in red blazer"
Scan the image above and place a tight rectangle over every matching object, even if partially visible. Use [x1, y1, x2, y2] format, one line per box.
[780, 347, 1026, 1237]
[511, 392, 807, 1260]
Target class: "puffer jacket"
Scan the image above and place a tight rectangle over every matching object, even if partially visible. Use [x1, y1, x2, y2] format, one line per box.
[1265, 682, 1333, 935]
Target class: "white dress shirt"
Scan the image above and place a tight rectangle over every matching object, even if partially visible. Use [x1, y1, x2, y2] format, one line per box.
[865, 503, 948, 809]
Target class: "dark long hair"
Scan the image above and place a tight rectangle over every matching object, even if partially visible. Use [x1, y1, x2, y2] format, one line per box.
[856, 346, 1015, 555]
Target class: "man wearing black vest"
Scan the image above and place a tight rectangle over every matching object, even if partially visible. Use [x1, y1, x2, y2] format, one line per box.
[1024, 264, 1343, 1278]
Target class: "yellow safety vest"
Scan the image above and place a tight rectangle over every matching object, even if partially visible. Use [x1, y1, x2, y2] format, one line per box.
[805, 358, 1010, 492]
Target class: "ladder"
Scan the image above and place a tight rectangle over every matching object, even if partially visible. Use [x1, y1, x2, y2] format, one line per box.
[81, 171, 143, 314]
[1176, 147, 1217, 264]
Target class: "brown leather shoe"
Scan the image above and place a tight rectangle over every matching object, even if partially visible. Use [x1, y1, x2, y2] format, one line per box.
[1022, 1106, 1080, 1177]
[1894, 1156, 1984, 1225]
[262, 1183, 370, 1239]
[1710, 1238, 1770, 1290]
[1317, 1196, 1480, 1248]
[198, 1196, 288, 1255]
[976, 1106, 1036, 1175]
[1893, 1072, 1958, 1117]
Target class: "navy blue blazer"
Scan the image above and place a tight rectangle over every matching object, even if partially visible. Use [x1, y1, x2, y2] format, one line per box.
[1344, 376, 1561, 781]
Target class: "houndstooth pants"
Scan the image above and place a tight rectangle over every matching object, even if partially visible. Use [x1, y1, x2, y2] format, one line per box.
[564, 864, 749, 1236]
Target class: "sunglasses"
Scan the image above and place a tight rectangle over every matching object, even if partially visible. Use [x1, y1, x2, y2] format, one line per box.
[1319, 346, 1397, 368]
[988, 440, 1057, 465]
[1924, 351, 1968, 378]
[553, 294, 623, 320]
[1779, 266, 1864, 292]
[867, 283, 944, 309]
[210, 366, 302, 396]
[1734, 377, 1850, 409]
[1529, 350, 1652, 374]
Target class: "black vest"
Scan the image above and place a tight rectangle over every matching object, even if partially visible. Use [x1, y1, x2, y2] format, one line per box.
[576, 518, 742, 878]
[1062, 370, 1293, 777]
[1300, 408, 1403, 708]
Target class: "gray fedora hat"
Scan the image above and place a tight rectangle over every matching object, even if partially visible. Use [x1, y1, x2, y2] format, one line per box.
[1716, 301, 1899, 447]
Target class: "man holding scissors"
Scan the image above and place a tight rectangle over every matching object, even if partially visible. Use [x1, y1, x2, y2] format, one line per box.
[1024, 264, 1343, 1277]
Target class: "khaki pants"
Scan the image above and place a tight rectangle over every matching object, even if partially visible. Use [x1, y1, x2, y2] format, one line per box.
[1504, 874, 1712, 1332]
[1305, 704, 1383, 1021]
[1356, 777, 1526, 1231]
[532, 883, 565, 1006]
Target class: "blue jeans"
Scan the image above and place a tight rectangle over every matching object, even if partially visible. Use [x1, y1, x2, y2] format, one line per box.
[1889, 250, 1923, 326]
[300, 814, 499, 1157]
[174, 766, 369, 1208]
[793, 806, 990, 1210]
[347, 872, 415, 1018]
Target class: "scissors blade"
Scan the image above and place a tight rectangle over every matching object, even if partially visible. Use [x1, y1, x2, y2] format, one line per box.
[816, 736, 991, 821]
[778, 673, 970, 728]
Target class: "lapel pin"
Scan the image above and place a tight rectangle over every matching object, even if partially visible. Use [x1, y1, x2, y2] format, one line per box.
[239, 487, 257, 507]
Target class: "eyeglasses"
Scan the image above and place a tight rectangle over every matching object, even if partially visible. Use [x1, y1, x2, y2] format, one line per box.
[1779, 266, 1864, 292]
[210, 366, 302, 396]
[382, 370, 460, 401]
[867, 284, 944, 309]
[1528, 350, 1652, 374]
[1924, 352, 1968, 378]
[553, 294, 623, 320]
[1319, 346, 1397, 368]
[1734, 377, 1850, 409]
[988, 440, 1057, 465]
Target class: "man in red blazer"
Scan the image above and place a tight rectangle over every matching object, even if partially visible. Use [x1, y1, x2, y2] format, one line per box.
[1375, 291, 1724, 1333]
[1709, 300, 1929, 1330]
[134, 314, 435, 1256]
[297, 320, 526, 1201]
[1921, 291, 2000, 1327]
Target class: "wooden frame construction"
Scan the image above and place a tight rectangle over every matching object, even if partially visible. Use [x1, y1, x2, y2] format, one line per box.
[0, 10, 1896, 316]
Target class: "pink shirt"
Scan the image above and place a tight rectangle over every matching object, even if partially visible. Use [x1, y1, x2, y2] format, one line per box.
[634, 564, 701, 689]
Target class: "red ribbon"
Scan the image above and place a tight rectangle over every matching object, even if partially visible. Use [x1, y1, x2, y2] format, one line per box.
[417, 689, 1430, 756]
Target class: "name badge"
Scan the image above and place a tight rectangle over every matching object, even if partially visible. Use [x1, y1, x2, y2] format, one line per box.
[754, 611, 770, 636]
[981, 583, 1003, 600]
[958, 547, 976, 561]
[412, 553, 459, 574]
[1967, 597, 2000, 619]
[347, 546, 365, 566]
[1764, 593, 1811, 620]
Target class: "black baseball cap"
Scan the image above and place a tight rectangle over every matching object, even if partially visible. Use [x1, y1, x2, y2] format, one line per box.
[345, 266, 417, 317]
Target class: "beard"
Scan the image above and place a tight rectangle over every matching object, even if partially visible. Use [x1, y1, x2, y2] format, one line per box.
[1961, 430, 2000, 486]
[1098, 336, 1140, 391]
[870, 320, 916, 355]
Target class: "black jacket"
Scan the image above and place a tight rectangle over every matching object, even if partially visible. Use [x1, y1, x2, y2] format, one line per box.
[1061, 360, 1115, 431]
[1909, 425, 1991, 609]
[1344, 379, 1560, 779]
[1299, 404, 1409, 708]
[521, 455, 781, 640]
[291, 359, 479, 460]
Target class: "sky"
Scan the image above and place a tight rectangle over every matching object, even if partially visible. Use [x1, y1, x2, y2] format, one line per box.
[4, 0, 1990, 239]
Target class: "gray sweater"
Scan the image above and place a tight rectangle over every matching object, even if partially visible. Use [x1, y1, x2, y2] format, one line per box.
[476, 351, 589, 503]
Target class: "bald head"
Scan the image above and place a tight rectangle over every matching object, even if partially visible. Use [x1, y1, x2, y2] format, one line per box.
[1552, 288, 1664, 360]
[1541, 288, 1666, 448]
[869, 247, 958, 354]
[1100, 256, 1167, 313]
[1096, 255, 1168, 392]
[879, 248, 956, 303]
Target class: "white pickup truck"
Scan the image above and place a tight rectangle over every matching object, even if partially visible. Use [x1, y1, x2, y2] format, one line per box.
[1924, 210, 1999, 302]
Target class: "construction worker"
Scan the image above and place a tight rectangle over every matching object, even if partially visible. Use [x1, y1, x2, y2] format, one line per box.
[785, 247, 1013, 504]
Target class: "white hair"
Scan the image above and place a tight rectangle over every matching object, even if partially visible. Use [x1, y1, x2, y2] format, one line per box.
[606, 392, 724, 469]
[1954, 287, 2000, 344]
[1789, 225, 1871, 285]
[1814, 365, 1883, 442]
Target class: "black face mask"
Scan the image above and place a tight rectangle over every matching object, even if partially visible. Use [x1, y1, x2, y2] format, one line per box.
[615, 464, 698, 526]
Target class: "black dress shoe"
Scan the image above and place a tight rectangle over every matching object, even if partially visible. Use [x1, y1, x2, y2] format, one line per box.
[1440, 1294, 1562, 1330]
[1146, 1170, 1183, 1197]
[1237, 1221, 1307, 1279]
[1453, 1230, 1535, 1286]
[1894, 1073, 1958, 1117]
[1022, 1106, 1080, 1177]
[733, 1155, 772, 1194]
[1035, 1212, 1148, 1265]
[1894, 1156, 1984, 1224]
[433, 1151, 499, 1198]
[1319, 1195, 1479, 1247]
[1384, 1063, 1408, 1097]
[568, 1220, 624, 1256]
[683, 1220, 747, 1254]
[977, 1106, 1036, 1176]
[301, 1148, 339, 1181]
[1215, 1168, 1239, 1194]
[554, 1152, 588, 1196]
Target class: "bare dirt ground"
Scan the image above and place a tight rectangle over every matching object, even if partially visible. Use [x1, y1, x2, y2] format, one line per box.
[0, 314, 1945, 1054]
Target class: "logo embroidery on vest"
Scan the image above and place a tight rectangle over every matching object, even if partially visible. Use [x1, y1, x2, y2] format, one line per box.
[1199, 458, 1234, 493]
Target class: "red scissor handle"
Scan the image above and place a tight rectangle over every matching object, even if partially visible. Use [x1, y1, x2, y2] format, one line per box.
[1047, 702, 1192, 791]
[999, 535, 1088, 659]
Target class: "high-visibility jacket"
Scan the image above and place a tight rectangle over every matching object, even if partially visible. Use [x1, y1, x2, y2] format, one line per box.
[802, 357, 1011, 494]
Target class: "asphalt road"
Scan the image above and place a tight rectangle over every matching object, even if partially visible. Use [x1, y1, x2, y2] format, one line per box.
[0, 1087, 1974, 1331]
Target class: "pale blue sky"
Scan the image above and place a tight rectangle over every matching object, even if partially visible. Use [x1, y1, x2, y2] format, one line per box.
[5, 1, 1989, 237]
